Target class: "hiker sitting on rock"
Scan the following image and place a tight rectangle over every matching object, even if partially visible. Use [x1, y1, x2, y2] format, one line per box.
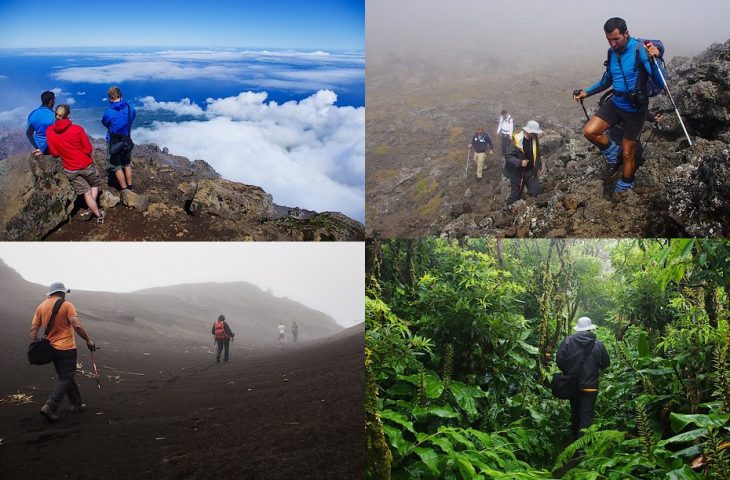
[503, 120, 543, 205]
[102, 86, 136, 192]
[31, 282, 96, 422]
[573, 17, 664, 193]
[46, 104, 105, 224]
[26, 90, 56, 157]
[556, 317, 610, 439]
[212, 315, 234, 363]
[469, 127, 494, 180]
[496, 110, 514, 158]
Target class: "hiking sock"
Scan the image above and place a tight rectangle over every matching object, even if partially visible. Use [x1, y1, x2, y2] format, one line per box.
[600, 141, 622, 165]
[614, 176, 635, 192]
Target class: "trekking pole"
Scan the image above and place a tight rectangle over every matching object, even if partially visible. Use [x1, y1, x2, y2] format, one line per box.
[518, 165, 526, 194]
[464, 147, 471, 179]
[644, 41, 692, 146]
[90, 349, 101, 389]
[573, 90, 590, 121]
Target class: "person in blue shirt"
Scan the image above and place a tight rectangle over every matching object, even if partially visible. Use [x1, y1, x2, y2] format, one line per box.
[101, 86, 136, 191]
[573, 17, 664, 193]
[26, 91, 56, 157]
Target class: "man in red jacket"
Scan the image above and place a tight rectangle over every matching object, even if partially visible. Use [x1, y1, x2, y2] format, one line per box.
[46, 104, 105, 224]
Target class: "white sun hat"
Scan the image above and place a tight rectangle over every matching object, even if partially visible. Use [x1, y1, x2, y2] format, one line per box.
[574, 316, 596, 331]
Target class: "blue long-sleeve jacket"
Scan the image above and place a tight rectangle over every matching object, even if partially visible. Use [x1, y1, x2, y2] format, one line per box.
[102, 100, 136, 141]
[585, 37, 665, 112]
[26, 105, 56, 152]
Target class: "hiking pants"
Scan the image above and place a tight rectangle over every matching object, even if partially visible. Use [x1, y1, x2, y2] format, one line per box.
[47, 348, 81, 412]
[507, 173, 540, 205]
[500, 134, 511, 157]
[474, 152, 487, 179]
[569, 391, 598, 439]
[216, 338, 230, 362]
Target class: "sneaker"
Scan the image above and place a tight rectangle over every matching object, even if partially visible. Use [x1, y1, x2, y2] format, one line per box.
[614, 178, 635, 193]
[68, 403, 87, 413]
[40, 404, 59, 422]
[96, 210, 106, 224]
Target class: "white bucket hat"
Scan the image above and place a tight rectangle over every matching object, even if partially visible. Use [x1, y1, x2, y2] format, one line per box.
[574, 316, 596, 331]
[47, 282, 70, 296]
[523, 120, 543, 135]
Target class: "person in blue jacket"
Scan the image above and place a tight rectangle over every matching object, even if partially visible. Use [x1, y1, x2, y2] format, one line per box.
[573, 17, 664, 193]
[101, 86, 136, 191]
[26, 91, 56, 157]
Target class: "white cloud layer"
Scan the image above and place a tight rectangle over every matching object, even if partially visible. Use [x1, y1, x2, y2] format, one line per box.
[133, 90, 364, 221]
[0, 106, 26, 124]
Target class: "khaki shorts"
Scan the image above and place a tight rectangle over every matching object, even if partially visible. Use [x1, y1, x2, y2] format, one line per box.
[64, 164, 102, 195]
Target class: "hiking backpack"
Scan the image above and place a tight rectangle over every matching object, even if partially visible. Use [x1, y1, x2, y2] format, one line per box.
[605, 38, 666, 97]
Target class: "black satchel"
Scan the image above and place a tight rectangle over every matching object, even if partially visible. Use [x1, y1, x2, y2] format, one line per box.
[108, 104, 134, 154]
[27, 298, 64, 365]
[551, 341, 594, 399]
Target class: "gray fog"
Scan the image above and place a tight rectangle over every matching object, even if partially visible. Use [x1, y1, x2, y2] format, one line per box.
[0, 242, 364, 328]
[367, 0, 729, 69]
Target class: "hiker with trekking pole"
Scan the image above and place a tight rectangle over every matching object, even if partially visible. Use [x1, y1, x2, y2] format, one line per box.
[573, 17, 676, 194]
[503, 120, 544, 205]
[468, 127, 494, 180]
[28, 282, 96, 422]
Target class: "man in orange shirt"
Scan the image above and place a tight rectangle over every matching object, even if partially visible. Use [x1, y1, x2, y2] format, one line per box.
[30, 282, 96, 422]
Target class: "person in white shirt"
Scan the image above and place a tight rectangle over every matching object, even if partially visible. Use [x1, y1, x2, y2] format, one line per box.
[278, 322, 286, 343]
[496, 109, 514, 157]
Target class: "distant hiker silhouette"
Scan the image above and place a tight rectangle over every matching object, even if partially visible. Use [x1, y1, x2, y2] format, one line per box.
[292, 321, 299, 343]
[573, 17, 665, 194]
[30, 282, 96, 422]
[278, 322, 286, 344]
[211, 315, 234, 363]
[26, 90, 55, 157]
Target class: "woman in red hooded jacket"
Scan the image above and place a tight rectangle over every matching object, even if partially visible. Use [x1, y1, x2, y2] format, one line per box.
[46, 105, 105, 224]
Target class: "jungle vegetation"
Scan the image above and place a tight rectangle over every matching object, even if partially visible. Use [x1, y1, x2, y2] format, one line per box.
[365, 239, 729, 479]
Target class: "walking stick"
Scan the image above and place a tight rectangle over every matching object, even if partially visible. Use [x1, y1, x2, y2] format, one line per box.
[573, 90, 590, 121]
[645, 41, 692, 146]
[464, 147, 471, 179]
[90, 349, 101, 389]
[518, 165, 526, 194]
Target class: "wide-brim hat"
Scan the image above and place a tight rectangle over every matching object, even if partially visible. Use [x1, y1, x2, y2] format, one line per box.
[47, 282, 70, 296]
[574, 316, 596, 331]
[523, 120, 543, 135]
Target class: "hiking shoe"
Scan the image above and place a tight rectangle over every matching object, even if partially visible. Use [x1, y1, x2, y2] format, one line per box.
[68, 403, 87, 413]
[96, 210, 106, 224]
[40, 404, 59, 422]
[614, 178, 635, 192]
[600, 141, 622, 164]
[602, 161, 622, 183]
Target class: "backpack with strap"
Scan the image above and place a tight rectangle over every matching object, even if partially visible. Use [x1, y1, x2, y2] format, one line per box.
[214, 320, 227, 340]
[108, 104, 134, 155]
[27, 298, 64, 365]
[605, 38, 665, 97]
[550, 339, 594, 399]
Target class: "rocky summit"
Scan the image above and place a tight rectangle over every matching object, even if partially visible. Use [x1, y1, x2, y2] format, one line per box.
[366, 40, 730, 238]
[0, 139, 363, 241]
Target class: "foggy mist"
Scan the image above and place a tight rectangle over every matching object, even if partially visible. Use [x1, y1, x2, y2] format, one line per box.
[367, 0, 729, 70]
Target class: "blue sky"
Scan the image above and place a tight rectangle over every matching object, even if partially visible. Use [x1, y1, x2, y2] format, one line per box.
[0, 0, 364, 50]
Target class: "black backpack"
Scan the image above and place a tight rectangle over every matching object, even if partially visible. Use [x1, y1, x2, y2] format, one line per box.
[605, 38, 666, 97]
[550, 340, 594, 399]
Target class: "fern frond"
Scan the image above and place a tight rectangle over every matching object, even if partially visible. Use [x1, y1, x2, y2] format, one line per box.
[553, 427, 625, 471]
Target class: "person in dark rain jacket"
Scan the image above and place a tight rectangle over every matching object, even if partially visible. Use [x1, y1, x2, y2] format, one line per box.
[556, 316, 610, 439]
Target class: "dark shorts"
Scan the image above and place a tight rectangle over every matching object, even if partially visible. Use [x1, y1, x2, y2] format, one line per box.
[107, 144, 131, 172]
[594, 100, 645, 141]
[64, 164, 102, 195]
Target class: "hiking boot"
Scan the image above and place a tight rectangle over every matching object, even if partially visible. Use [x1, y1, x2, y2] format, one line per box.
[614, 178, 635, 193]
[602, 160, 622, 183]
[40, 404, 59, 422]
[68, 403, 87, 413]
[600, 141, 622, 164]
